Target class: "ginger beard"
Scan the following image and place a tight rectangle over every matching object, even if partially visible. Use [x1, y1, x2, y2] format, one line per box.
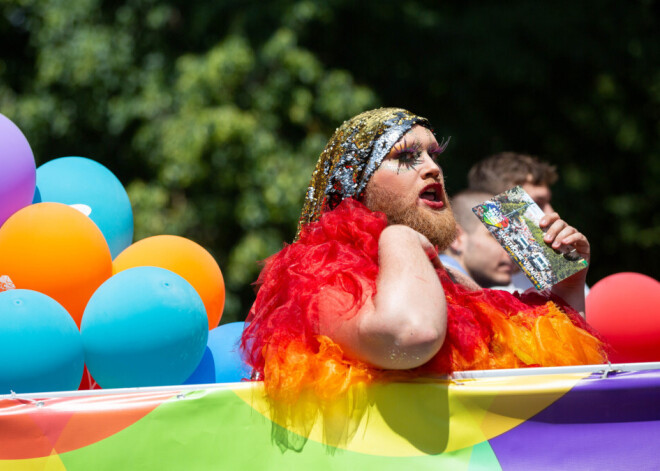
[363, 181, 458, 251]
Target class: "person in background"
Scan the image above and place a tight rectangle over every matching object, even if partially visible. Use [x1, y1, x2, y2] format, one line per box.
[440, 190, 516, 288]
[467, 152, 589, 294]
[467, 152, 556, 214]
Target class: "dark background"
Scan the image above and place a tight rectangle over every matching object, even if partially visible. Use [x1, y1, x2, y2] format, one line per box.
[1, 0, 658, 323]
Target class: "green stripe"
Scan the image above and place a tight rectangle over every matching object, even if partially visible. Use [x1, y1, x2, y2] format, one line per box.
[57, 388, 501, 470]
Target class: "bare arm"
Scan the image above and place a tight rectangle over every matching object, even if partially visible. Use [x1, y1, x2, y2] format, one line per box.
[319, 224, 447, 369]
[541, 212, 590, 318]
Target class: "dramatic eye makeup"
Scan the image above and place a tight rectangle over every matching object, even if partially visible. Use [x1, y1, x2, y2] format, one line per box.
[380, 135, 450, 174]
[387, 138, 423, 173]
[429, 136, 451, 163]
[428, 145, 445, 164]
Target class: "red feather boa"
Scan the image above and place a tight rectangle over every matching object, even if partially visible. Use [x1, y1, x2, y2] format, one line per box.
[242, 199, 606, 401]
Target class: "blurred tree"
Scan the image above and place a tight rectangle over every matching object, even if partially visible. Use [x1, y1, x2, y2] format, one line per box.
[0, 0, 657, 324]
[0, 0, 377, 323]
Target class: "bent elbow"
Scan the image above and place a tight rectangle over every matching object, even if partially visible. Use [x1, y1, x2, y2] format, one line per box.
[390, 321, 446, 368]
[359, 314, 446, 370]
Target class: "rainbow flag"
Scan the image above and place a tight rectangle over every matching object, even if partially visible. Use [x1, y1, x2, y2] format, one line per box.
[2, 363, 659, 470]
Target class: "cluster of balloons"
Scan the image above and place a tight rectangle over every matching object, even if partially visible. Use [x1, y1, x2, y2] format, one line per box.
[4, 112, 657, 394]
[0, 113, 249, 394]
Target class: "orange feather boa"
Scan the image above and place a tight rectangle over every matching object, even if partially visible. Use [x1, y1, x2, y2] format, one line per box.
[242, 199, 606, 402]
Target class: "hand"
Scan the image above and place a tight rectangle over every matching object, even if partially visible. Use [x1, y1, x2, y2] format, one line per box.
[540, 212, 589, 315]
[411, 227, 444, 269]
[540, 212, 590, 266]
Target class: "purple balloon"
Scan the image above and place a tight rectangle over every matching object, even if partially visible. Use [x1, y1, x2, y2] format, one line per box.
[0, 113, 36, 227]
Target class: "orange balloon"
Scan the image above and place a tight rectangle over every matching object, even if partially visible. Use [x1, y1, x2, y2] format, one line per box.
[113, 235, 225, 329]
[0, 203, 112, 326]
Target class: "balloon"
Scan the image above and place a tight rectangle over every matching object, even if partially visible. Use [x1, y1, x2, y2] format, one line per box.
[33, 156, 134, 259]
[81, 266, 208, 389]
[0, 113, 36, 227]
[586, 272, 660, 363]
[185, 322, 251, 384]
[0, 202, 112, 326]
[0, 289, 84, 394]
[113, 235, 225, 329]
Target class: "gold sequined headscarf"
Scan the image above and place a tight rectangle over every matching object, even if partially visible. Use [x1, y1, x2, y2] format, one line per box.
[297, 107, 433, 238]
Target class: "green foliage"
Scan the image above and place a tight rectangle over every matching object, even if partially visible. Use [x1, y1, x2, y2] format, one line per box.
[0, 0, 657, 324]
[126, 30, 376, 321]
[0, 0, 376, 323]
[500, 202, 525, 217]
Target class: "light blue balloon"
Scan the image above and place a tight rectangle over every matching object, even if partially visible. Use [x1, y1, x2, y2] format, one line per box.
[33, 156, 133, 258]
[0, 289, 84, 394]
[185, 322, 251, 384]
[81, 266, 208, 389]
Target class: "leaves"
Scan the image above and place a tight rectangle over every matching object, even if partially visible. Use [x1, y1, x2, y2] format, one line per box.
[0, 0, 656, 323]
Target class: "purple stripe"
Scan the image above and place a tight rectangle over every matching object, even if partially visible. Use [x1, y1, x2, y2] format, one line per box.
[489, 369, 660, 470]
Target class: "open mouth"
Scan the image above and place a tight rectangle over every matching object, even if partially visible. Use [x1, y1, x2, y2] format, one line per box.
[419, 183, 445, 209]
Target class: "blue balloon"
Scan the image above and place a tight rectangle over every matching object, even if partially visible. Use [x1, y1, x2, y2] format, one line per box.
[185, 322, 251, 384]
[81, 266, 208, 388]
[0, 289, 84, 394]
[33, 156, 133, 258]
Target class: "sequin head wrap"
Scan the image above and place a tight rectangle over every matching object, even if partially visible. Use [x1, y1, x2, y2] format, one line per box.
[297, 107, 434, 237]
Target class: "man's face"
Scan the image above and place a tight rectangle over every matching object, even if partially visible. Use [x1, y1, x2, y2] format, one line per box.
[363, 125, 457, 250]
[522, 181, 554, 215]
[462, 224, 514, 287]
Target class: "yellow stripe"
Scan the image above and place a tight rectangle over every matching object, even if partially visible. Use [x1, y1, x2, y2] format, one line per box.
[0, 451, 67, 471]
[234, 372, 589, 457]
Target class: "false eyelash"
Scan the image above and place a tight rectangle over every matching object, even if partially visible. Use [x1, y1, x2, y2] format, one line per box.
[427, 137, 451, 165]
[429, 136, 451, 157]
[391, 138, 422, 155]
[437, 136, 451, 153]
[392, 136, 451, 158]
[390, 138, 423, 173]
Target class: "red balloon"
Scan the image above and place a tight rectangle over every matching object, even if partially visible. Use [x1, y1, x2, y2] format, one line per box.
[586, 272, 660, 363]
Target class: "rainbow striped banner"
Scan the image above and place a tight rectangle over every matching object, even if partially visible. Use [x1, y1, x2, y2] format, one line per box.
[2, 363, 659, 470]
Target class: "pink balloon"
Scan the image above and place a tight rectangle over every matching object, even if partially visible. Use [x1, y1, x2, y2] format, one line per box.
[0, 114, 36, 227]
[586, 272, 660, 363]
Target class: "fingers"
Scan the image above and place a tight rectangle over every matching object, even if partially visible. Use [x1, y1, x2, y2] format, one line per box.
[410, 230, 443, 268]
[540, 212, 561, 243]
[540, 212, 590, 261]
[550, 224, 576, 249]
[560, 231, 589, 249]
[542, 213, 573, 247]
[420, 238, 440, 266]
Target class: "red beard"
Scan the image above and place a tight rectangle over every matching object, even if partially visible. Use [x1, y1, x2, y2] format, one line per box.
[363, 182, 458, 250]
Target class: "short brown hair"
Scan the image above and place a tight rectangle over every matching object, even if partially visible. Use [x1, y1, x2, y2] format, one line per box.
[467, 152, 558, 195]
[450, 190, 493, 233]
